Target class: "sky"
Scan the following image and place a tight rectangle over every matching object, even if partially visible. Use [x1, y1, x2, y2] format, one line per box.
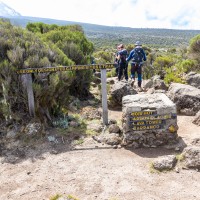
[1, 0, 200, 30]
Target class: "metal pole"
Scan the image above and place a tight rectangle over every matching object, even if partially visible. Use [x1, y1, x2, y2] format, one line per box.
[101, 69, 108, 125]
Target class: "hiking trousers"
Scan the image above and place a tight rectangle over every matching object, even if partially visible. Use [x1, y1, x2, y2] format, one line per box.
[118, 62, 128, 81]
[131, 62, 142, 87]
[114, 62, 119, 76]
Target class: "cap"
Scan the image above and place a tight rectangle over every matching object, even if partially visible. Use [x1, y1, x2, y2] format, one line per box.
[135, 41, 142, 46]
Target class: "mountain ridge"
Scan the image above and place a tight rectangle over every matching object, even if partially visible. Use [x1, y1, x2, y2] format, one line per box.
[1, 1, 200, 48]
[0, 1, 21, 17]
[2, 15, 200, 48]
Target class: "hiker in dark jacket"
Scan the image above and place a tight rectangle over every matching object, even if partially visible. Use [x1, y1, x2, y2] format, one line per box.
[126, 41, 146, 91]
[116, 44, 128, 81]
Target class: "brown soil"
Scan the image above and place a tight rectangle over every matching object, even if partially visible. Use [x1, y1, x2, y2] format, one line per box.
[0, 111, 200, 200]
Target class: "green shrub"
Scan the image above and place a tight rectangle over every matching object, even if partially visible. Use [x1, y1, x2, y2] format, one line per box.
[107, 68, 116, 77]
[0, 20, 95, 123]
[164, 68, 184, 84]
[164, 59, 197, 84]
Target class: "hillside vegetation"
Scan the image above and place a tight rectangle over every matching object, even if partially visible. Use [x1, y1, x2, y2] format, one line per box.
[2, 16, 200, 48]
[0, 16, 200, 200]
[0, 19, 94, 125]
[0, 18, 200, 128]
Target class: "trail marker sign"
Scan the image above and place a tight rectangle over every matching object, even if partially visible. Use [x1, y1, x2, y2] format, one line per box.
[17, 64, 115, 125]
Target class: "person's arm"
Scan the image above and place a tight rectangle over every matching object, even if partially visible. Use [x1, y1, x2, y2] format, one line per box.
[116, 54, 120, 60]
[142, 49, 147, 61]
[116, 50, 122, 60]
[126, 50, 134, 62]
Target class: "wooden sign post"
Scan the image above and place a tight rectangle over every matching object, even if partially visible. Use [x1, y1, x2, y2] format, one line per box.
[26, 74, 35, 117]
[101, 69, 108, 125]
[17, 64, 114, 125]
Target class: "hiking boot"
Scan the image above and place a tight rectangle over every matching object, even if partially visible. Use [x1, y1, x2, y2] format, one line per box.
[131, 79, 135, 87]
[138, 87, 143, 92]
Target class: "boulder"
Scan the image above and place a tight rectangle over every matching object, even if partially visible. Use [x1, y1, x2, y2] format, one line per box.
[122, 93, 178, 148]
[144, 75, 168, 91]
[153, 155, 177, 171]
[167, 83, 200, 115]
[108, 124, 121, 134]
[186, 72, 200, 89]
[182, 146, 200, 170]
[109, 81, 137, 106]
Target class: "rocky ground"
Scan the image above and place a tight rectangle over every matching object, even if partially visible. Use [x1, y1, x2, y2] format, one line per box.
[1, 75, 200, 200]
[0, 110, 200, 200]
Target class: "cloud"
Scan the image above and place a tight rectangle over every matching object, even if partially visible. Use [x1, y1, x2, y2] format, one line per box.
[111, 0, 123, 12]
[145, 11, 158, 21]
[139, 0, 200, 29]
[170, 8, 193, 28]
[2, 0, 200, 30]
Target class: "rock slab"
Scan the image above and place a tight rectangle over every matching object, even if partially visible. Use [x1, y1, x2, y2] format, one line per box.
[122, 93, 178, 148]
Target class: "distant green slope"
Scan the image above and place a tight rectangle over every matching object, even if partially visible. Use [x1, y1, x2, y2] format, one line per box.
[2, 16, 200, 48]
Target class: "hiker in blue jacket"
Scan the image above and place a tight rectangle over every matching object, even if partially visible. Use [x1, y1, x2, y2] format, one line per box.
[126, 41, 146, 91]
[116, 44, 128, 81]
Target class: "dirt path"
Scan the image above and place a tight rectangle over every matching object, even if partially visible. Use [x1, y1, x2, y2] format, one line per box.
[176, 115, 200, 144]
[0, 115, 200, 200]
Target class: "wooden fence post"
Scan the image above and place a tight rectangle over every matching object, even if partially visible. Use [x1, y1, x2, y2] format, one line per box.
[26, 74, 35, 117]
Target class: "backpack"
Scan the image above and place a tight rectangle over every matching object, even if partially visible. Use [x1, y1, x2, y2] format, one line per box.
[119, 49, 127, 64]
[132, 48, 143, 63]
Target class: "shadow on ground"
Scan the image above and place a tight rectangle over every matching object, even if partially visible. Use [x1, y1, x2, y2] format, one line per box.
[124, 136, 187, 158]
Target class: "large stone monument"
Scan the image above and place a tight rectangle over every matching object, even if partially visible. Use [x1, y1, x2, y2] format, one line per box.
[122, 93, 178, 148]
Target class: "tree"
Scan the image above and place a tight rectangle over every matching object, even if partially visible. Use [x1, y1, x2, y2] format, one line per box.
[153, 56, 174, 78]
[188, 34, 200, 63]
[27, 23, 94, 99]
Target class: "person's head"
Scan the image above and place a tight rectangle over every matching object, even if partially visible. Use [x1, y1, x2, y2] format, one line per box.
[135, 41, 142, 46]
[118, 44, 124, 50]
